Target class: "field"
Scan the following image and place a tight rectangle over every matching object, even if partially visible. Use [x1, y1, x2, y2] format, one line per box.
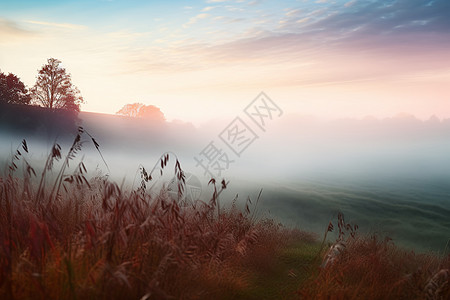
[1, 131, 449, 300]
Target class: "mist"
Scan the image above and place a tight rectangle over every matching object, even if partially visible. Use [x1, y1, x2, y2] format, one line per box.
[1, 110, 449, 252]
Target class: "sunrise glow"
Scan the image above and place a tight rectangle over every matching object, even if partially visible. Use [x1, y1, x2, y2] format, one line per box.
[1, 0, 449, 125]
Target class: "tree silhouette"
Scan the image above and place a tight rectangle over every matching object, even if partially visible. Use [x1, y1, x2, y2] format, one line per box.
[0, 72, 31, 105]
[31, 58, 84, 111]
[116, 103, 165, 122]
[116, 103, 144, 118]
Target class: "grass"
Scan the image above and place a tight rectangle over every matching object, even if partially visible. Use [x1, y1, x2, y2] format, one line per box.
[298, 236, 449, 299]
[0, 129, 449, 299]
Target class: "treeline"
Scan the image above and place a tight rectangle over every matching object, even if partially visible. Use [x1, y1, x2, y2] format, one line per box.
[0, 58, 83, 112]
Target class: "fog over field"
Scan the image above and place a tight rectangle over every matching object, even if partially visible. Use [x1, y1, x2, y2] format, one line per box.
[3, 1, 450, 298]
[2, 110, 449, 252]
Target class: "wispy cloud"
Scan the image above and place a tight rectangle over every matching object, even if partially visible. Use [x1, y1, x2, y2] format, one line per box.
[2, 0, 450, 119]
[0, 18, 35, 43]
[109, 0, 449, 72]
[268, 0, 450, 53]
[225, 5, 244, 12]
[201, 6, 215, 12]
[285, 8, 302, 17]
[344, 0, 357, 8]
[24, 20, 87, 30]
[248, 0, 263, 6]
[183, 13, 210, 28]
[304, 0, 450, 37]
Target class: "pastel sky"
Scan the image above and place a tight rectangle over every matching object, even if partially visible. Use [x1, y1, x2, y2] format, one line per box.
[1, 0, 449, 124]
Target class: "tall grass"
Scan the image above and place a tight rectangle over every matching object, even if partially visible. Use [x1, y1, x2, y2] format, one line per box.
[0, 131, 305, 299]
[298, 216, 450, 300]
[1, 129, 449, 299]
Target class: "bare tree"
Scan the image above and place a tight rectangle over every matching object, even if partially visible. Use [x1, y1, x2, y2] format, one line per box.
[31, 58, 84, 111]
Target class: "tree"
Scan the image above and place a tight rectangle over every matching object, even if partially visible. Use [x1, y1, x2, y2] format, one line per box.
[116, 103, 144, 118]
[31, 58, 84, 111]
[116, 103, 165, 122]
[0, 72, 31, 105]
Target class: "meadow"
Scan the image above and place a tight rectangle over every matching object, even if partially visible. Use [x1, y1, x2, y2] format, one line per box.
[1, 130, 449, 299]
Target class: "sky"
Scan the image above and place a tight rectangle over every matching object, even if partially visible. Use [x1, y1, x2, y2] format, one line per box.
[1, 0, 450, 125]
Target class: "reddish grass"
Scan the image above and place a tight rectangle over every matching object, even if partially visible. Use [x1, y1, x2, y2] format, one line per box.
[0, 136, 305, 300]
[298, 234, 450, 300]
[1, 135, 449, 299]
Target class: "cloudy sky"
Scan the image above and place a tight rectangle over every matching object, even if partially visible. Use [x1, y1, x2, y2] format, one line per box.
[1, 0, 449, 124]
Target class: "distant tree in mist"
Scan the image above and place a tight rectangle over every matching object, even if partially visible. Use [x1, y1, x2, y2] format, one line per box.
[116, 103, 144, 117]
[116, 103, 165, 122]
[31, 58, 84, 111]
[0, 72, 31, 105]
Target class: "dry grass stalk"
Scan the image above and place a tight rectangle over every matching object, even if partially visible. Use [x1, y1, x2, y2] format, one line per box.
[0, 132, 301, 300]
